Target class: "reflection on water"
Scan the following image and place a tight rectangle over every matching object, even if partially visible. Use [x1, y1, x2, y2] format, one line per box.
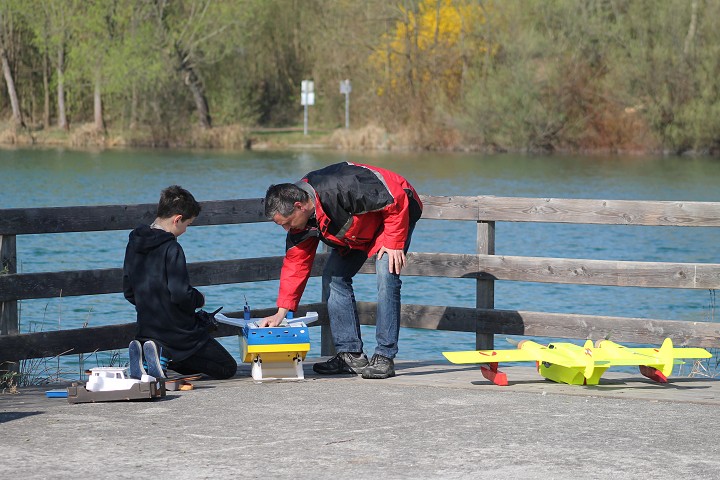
[2, 147, 719, 370]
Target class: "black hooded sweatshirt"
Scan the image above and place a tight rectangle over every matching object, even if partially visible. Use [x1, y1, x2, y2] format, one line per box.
[122, 224, 207, 362]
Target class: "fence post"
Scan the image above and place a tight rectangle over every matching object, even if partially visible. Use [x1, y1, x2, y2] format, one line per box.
[320, 244, 335, 356]
[1, 234, 19, 381]
[476, 221, 495, 349]
[0, 235, 18, 336]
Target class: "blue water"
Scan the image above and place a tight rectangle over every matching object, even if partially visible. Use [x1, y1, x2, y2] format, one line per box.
[2, 148, 720, 378]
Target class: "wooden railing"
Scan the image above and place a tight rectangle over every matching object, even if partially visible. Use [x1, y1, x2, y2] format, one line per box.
[2, 195, 720, 365]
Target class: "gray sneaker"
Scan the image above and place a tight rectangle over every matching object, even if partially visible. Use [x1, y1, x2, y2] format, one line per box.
[128, 340, 146, 380]
[361, 354, 395, 379]
[143, 340, 166, 378]
[313, 352, 369, 375]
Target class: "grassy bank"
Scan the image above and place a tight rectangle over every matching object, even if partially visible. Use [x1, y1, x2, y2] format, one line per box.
[1, 121, 705, 155]
[0, 122, 413, 152]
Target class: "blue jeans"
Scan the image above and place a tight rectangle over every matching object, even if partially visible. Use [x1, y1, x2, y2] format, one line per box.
[322, 224, 415, 359]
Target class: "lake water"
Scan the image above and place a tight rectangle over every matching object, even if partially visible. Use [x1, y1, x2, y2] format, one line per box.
[2, 147, 720, 378]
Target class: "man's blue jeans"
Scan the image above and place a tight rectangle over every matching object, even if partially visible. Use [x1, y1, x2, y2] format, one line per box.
[322, 224, 415, 359]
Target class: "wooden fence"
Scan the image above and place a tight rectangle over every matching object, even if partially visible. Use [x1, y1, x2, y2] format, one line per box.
[2, 195, 720, 367]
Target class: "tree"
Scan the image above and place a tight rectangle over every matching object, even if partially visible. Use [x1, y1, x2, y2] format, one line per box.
[0, 3, 25, 128]
[67, 0, 113, 132]
[31, 0, 74, 130]
[153, 0, 243, 130]
[458, 0, 648, 152]
[219, 0, 319, 126]
[606, 0, 720, 153]
[22, 0, 53, 128]
[368, 0, 492, 129]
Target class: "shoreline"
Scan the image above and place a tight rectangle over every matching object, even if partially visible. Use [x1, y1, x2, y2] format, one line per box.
[2, 123, 718, 157]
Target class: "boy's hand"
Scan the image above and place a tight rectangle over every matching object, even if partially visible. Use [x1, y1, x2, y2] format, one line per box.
[258, 309, 288, 328]
[195, 309, 218, 331]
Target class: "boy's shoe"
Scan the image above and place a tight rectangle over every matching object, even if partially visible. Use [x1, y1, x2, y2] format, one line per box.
[128, 340, 146, 380]
[143, 340, 166, 378]
[361, 354, 395, 379]
[313, 352, 369, 375]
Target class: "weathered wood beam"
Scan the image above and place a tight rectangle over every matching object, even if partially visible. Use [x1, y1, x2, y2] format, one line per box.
[2, 301, 716, 363]
[359, 253, 479, 278]
[0, 199, 268, 235]
[476, 254, 720, 289]
[361, 302, 720, 348]
[474, 196, 720, 226]
[1, 234, 18, 336]
[476, 221, 495, 349]
[4, 252, 720, 302]
[0, 254, 327, 301]
[418, 196, 479, 221]
[469, 307, 720, 349]
[6, 196, 718, 236]
[0, 303, 328, 363]
[357, 253, 720, 288]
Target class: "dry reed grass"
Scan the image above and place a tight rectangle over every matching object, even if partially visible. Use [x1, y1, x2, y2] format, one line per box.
[189, 124, 248, 149]
[68, 123, 107, 148]
[1, 295, 122, 393]
[329, 124, 391, 150]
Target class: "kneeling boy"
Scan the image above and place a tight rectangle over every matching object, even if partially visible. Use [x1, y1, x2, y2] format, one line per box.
[123, 185, 237, 379]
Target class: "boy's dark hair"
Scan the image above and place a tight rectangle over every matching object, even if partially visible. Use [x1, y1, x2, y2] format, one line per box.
[157, 185, 201, 220]
[264, 183, 309, 218]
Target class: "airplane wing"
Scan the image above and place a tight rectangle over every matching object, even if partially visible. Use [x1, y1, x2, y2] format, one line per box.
[443, 349, 538, 364]
[627, 347, 711, 360]
[443, 341, 596, 368]
[595, 338, 711, 363]
[589, 346, 664, 366]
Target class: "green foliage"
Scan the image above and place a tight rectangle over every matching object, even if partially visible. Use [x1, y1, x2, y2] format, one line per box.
[368, 0, 494, 129]
[227, 0, 318, 126]
[3, 0, 720, 151]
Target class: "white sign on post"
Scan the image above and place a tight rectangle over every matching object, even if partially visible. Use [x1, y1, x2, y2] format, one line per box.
[301, 80, 314, 136]
[301, 80, 315, 106]
[339, 79, 351, 94]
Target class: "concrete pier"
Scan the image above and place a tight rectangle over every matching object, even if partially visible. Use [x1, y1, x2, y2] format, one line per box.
[2, 359, 720, 479]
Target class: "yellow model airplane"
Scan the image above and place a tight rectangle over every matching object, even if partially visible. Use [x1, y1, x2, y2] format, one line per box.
[442, 338, 711, 386]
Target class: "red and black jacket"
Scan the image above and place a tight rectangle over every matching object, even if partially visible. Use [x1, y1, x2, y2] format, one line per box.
[277, 162, 422, 311]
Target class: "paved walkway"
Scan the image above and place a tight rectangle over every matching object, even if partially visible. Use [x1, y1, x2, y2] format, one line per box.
[2, 359, 720, 479]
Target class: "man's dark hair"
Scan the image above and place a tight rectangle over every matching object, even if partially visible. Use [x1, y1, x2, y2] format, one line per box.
[264, 183, 309, 218]
[157, 185, 201, 220]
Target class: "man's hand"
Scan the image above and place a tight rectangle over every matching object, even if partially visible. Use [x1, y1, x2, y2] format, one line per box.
[258, 308, 289, 327]
[378, 247, 406, 274]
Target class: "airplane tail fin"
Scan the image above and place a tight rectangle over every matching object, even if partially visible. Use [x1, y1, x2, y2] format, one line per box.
[644, 337, 711, 379]
[642, 337, 675, 380]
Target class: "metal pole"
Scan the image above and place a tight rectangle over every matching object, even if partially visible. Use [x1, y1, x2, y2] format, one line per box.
[304, 104, 308, 136]
[345, 92, 350, 129]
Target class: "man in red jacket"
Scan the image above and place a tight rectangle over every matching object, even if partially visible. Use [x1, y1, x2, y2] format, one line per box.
[260, 162, 422, 379]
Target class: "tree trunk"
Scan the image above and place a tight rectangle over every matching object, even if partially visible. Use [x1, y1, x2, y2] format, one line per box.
[0, 46, 23, 128]
[129, 80, 138, 130]
[43, 47, 50, 128]
[94, 70, 105, 132]
[0, 10, 22, 128]
[186, 69, 212, 129]
[683, 0, 698, 58]
[57, 46, 68, 130]
[176, 46, 212, 129]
